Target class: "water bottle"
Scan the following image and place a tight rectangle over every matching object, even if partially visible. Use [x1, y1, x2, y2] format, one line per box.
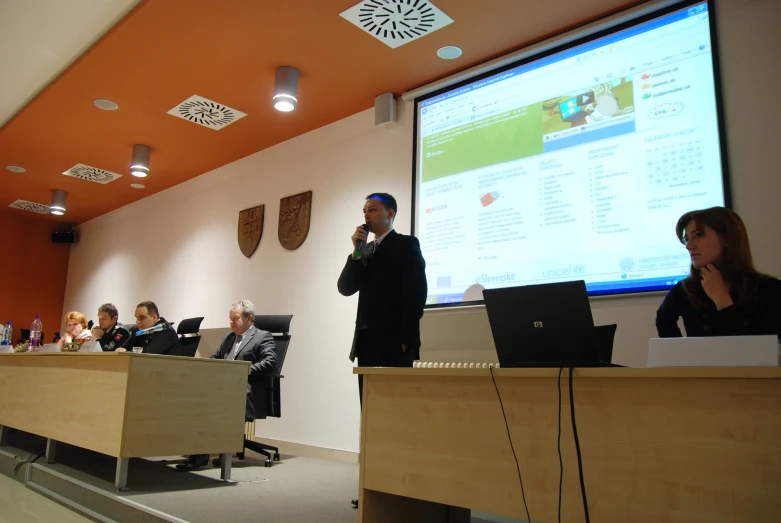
[0, 322, 11, 346]
[30, 315, 43, 351]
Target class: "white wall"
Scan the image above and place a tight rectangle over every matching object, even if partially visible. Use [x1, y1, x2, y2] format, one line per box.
[63, 0, 781, 453]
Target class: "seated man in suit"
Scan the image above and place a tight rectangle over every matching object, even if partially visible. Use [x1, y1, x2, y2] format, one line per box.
[118, 301, 182, 355]
[176, 299, 277, 471]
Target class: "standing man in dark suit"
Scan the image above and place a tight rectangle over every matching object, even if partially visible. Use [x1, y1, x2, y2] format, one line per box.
[177, 299, 277, 471]
[338, 192, 427, 399]
[338, 192, 427, 508]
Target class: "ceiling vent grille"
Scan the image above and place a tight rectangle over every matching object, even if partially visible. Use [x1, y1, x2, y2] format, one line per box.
[9, 200, 49, 214]
[167, 95, 247, 130]
[340, 0, 453, 49]
[63, 164, 122, 184]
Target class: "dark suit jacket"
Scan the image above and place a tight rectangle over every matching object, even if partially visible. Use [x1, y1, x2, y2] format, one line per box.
[123, 318, 183, 355]
[338, 229, 427, 362]
[210, 327, 277, 421]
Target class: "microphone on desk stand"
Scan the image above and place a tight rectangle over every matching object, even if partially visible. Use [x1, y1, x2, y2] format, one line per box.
[134, 323, 167, 337]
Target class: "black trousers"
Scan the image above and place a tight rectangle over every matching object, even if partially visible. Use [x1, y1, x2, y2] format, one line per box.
[355, 328, 414, 406]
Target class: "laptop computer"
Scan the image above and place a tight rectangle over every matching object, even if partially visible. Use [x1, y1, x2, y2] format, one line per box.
[484, 280, 616, 367]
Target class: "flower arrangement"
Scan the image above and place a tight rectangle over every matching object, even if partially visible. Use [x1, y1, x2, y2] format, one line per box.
[61, 342, 81, 353]
[13, 341, 29, 353]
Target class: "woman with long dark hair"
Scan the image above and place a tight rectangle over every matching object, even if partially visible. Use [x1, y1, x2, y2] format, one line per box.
[656, 206, 781, 338]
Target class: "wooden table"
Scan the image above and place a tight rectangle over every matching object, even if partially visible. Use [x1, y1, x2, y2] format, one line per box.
[0, 352, 249, 489]
[355, 367, 781, 523]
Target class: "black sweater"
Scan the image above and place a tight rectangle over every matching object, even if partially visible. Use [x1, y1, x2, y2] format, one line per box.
[656, 275, 781, 338]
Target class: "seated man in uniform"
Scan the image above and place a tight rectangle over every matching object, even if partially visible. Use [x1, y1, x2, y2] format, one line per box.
[119, 301, 182, 355]
[91, 303, 130, 352]
[176, 299, 277, 470]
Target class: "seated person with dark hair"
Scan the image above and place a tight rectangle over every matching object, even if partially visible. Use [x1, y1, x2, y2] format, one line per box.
[656, 206, 781, 338]
[176, 299, 277, 471]
[119, 301, 182, 355]
[91, 303, 130, 352]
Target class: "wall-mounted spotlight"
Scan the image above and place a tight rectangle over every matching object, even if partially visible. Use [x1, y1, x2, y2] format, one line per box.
[131, 144, 151, 177]
[273, 66, 299, 112]
[50, 189, 67, 215]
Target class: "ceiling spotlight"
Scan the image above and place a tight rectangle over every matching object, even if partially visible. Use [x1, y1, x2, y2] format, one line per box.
[94, 99, 119, 110]
[50, 189, 67, 215]
[273, 66, 299, 112]
[130, 144, 151, 177]
[130, 183, 145, 189]
[437, 46, 463, 60]
[6, 165, 26, 172]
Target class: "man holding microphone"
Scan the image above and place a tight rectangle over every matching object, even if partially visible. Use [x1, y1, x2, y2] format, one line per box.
[337, 192, 427, 400]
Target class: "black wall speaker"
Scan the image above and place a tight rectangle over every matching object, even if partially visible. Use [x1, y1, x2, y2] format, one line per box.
[51, 231, 77, 244]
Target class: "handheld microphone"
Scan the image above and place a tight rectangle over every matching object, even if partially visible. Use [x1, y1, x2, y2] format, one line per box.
[135, 322, 167, 337]
[353, 224, 369, 258]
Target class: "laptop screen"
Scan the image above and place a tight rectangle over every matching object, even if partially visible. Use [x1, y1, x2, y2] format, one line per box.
[483, 280, 598, 366]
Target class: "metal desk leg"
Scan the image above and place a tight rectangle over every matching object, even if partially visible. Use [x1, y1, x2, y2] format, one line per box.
[115, 458, 129, 491]
[219, 453, 232, 481]
[0, 425, 9, 446]
[45, 439, 57, 463]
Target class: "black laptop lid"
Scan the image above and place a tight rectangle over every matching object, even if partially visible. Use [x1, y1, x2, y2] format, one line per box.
[483, 280, 597, 366]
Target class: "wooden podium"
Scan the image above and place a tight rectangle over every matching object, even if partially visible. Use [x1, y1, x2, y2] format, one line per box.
[0, 352, 249, 489]
[355, 366, 781, 523]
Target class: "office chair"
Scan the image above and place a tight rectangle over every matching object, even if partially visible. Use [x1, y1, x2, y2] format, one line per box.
[176, 317, 204, 357]
[213, 314, 292, 468]
[594, 324, 617, 363]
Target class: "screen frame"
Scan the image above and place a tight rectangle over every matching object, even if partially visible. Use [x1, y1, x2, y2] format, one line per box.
[411, 0, 731, 309]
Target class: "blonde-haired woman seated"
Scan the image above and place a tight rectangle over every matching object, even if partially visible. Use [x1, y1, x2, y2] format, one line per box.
[56, 311, 93, 350]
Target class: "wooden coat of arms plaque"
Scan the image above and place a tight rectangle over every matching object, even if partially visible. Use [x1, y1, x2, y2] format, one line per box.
[238, 205, 264, 258]
[278, 190, 312, 251]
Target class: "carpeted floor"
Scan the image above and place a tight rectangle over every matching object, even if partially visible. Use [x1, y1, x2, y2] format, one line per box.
[4, 430, 523, 522]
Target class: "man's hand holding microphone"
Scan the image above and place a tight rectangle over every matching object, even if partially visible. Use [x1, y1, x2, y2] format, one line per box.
[351, 224, 369, 259]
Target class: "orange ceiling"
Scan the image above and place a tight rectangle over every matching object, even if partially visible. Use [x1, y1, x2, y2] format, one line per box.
[0, 0, 641, 224]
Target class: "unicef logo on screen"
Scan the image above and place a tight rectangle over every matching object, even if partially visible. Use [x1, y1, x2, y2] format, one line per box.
[542, 265, 586, 278]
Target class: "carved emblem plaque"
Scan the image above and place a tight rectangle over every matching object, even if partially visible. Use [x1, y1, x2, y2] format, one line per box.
[278, 191, 312, 251]
[238, 205, 264, 258]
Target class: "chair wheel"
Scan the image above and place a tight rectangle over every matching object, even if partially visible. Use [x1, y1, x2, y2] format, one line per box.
[212, 458, 221, 467]
[273, 453, 280, 461]
[265, 459, 272, 467]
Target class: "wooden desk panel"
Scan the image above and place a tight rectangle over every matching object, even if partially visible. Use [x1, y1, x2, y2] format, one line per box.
[356, 367, 781, 523]
[0, 353, 129, 456]
[121, 354, 247, 457]
[0, 353, 249, 460]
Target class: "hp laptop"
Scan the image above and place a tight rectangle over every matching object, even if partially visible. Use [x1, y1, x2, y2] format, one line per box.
[483, 280, 616, 367]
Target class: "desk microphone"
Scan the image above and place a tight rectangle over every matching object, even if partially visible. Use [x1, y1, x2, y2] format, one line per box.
[135, 323, 167, 336]
[353, 224, 369, 258]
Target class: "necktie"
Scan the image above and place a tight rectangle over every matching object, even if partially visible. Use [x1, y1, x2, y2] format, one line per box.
[227, 334, 243, 360]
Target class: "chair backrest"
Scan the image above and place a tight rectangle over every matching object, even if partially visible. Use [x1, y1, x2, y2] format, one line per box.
[252, 315, 292, 418]
[176, 317, 204, 357]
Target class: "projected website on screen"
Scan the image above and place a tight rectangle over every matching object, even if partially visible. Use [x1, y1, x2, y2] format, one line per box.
[416, 2, 726, 305]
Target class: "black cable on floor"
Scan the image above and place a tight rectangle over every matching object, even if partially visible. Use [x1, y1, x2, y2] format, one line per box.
[489, 365, 532, 523]
[30, 451, 45, 464]
[569, 366, 591, 523]
[557, 366, 564, 523]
